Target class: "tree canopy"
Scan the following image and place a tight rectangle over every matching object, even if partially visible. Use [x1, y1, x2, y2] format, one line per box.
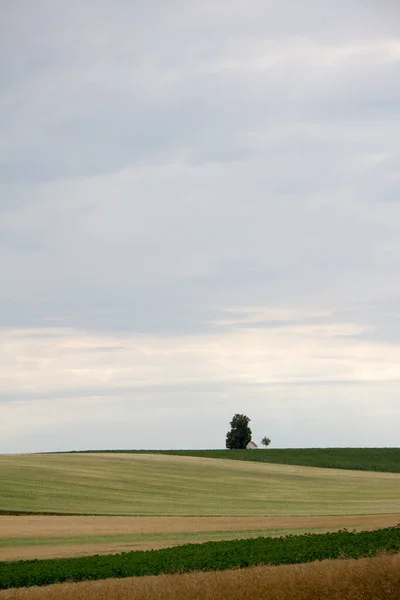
[261, 436, 271, 447]
[226, 414, 252, 449]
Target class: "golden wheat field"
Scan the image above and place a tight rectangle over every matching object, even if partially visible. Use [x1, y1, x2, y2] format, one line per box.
[1, 553, 399, 600]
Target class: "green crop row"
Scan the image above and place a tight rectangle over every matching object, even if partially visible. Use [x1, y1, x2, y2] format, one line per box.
[1, 525, 399, 589]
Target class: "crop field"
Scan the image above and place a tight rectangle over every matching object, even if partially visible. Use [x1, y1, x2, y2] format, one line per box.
[2, 514, 399, 561]
[79, 447, 400, 472]
[1, 553, 399, 600]
[1, 453, 400, 517]
[1, 452, 400, 597]
[1, 526, 399, 590]
[1, 452, 399, 561]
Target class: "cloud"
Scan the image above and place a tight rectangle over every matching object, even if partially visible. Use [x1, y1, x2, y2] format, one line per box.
[1, 313, 399, 404]
[0, 0, 399, 451]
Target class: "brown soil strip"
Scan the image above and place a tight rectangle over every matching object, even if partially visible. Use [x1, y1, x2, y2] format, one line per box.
[1, 553, 399, 599]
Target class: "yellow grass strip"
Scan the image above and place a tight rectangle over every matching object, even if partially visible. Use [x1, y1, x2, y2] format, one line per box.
[1, 553, 399, 600]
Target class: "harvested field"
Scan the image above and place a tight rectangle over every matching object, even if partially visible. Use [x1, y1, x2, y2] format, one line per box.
[1, 453, 400, 516]
[1, 552, 399, 600]
[1, 514, 399, 561]
[88, 447, 400, 473]
[3, 514, 399, 538]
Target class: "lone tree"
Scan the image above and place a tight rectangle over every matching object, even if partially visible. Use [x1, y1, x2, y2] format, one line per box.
[261, 436, 271, 447]
[226, 414, 252, 449]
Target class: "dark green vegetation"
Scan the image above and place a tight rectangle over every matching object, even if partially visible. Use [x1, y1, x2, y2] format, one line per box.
[225, 414, 252, 449]
[78, 448, 400, 473]
[1, 526, 399, 589]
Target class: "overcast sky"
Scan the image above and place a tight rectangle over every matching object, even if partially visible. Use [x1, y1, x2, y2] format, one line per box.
[1, 0, 399, 453]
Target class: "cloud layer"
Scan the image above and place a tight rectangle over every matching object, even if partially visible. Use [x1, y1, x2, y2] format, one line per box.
[1, 0, 399, 452]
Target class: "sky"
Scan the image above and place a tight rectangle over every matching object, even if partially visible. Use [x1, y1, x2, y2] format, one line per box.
[1, 0, 400, 453]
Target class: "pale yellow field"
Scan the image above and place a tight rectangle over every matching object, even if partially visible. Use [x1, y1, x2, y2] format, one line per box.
[2, 514, 399, 561]
[1, 453, 400, 516]
[1, 553, 399, 600]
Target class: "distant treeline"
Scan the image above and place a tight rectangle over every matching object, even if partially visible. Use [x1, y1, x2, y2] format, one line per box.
[67, 448, 400, 473]
[1, 526, 399, 589]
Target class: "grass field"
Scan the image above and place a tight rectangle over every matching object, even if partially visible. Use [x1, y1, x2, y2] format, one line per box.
[1, 452, 400, 517]
[79, 447, 400, 472]
[2, 515, 399, 561]
[1, 553, 399, 600]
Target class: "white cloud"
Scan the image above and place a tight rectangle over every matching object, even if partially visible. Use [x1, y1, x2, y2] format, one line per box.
[1, 309, 399, 402]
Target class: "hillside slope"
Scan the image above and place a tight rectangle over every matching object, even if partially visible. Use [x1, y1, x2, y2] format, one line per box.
[82, 448, 400, 473]
[1, 452, 399, 516]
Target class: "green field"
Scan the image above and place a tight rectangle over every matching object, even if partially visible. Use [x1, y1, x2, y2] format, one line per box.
[78, 447, 400, 472]
[1, 452, 399, 516]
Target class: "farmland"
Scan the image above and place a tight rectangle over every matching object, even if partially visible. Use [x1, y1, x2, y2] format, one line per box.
[78, 447, 400, 472]
[2, 514, 399, 561]
[1, 553, 399, 600]
[1, 526, 400, 590]
[1, 453, 399, 517]
[2, 452, 397, 594]
[1, 451, 399, 566]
